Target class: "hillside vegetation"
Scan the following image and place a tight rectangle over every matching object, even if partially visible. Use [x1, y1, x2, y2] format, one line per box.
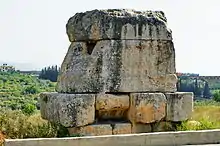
[0, 72, 61, 145]
[0, 72, 55, 114]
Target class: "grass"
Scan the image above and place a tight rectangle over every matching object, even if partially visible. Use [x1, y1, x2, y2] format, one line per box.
[177, 100, 220, 131]
[0, 109, 71, 145]
[0, 109, 57, 139]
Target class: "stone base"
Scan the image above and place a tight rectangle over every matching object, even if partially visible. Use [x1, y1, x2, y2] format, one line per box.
[40, 92, 193, 135]
[67, 121, 179, 136]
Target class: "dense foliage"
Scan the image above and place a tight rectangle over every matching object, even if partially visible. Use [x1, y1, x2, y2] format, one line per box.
[213, 90, 220, 102]
[38, 65, 60, 82]
[0, 72, 71, 145]
[0, 72, 55, 114]
[177, 78, 212, 98]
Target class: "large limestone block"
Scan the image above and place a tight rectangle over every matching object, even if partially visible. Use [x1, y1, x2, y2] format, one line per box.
[56, 40, 177, 93]
[66, 9, 172, 42]
[96, 94, 129, 120]
[40, 92, 95, 127]
[128, 93, 167, 124]
[56, 42, 104, 93]
[68, 124, 112, 136]
[96, 94, 129, 110]
[165, 92, 194, 121]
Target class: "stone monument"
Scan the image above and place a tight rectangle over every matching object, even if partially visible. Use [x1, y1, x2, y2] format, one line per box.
[40, 9, 193, 136]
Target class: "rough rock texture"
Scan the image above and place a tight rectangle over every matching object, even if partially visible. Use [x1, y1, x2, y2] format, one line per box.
[96, 94, 129, 120]
[97, 110, 127, 120]
[96, 94, 129, 110]
[39, 9, 194, 136]
[151, 122, 174, 132]
[40, 92, 95, 127]
[131, 123, 152, 133]
[66, 9, 172, 42]
[128, 93, 167, 124]
[56, 40, 177, 93]
[112, 123, 132, 134]
[165, 92, 194, 121]
[68, 124, 112, 136]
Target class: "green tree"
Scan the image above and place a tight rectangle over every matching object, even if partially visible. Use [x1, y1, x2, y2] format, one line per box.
[22, 85, 39, 94]
[22, 103, 36, 115]
[39, 65, 60, 82]
[213, 90, 220, 102]
[203, 82, 212, 98]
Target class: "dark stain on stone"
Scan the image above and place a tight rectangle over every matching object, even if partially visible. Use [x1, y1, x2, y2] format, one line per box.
[136, 41, 143, 51]
[134, 24, 137, 37]
[149, 24, 152, 37]
[138, 24, 142, 36]
[42, 95, 48, 103]
[109, 40, 122, 92]
[156, 26, 160, 38]
[124, 25, 127, 37]
[86, 41, 97, 55]
[87, 51, 103, 92]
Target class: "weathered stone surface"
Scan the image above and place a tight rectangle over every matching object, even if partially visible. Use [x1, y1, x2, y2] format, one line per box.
[96, 94, 129, 110]
[128, 93, 167, 124]
[112, 123, 132, 134]
[97, 110, 128, 120]
[55, 42, 104, 93]
[66, 9, 172, 42]
[40, 92, 95, 127]
[96, 94, 129, 119]
[56, 40, 177, 93]
[165, 92, 194, 121]
[68, 124, 112, 136]
[151, 122, 175, 132]
[131, 123, 152, 133]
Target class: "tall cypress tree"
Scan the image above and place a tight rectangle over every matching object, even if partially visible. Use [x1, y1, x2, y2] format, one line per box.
[203, 82, 211, 98]
[194, 78, 200, 96]
[39, 65, 60, 82]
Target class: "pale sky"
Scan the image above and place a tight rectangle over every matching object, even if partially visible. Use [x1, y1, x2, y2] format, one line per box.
[0, 0, 219, 75]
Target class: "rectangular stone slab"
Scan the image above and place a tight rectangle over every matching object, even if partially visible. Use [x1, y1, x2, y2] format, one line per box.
[56, 40, 177, 93]
[68, 124, 112, 136]
[128, 93, 167, 124]
[66, 9, 172, 42]
[40, 92, 95, 127]
[96, 94, 129, 110]
[165, 92, 194, 122]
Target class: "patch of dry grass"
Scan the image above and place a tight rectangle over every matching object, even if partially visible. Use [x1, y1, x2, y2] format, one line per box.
[192, 106, 220, 121]
[178, 104, 220, 131]
[0, 109, 57, 140]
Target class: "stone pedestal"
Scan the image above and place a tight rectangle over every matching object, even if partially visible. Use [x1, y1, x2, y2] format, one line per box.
[40, 9, 193, 136]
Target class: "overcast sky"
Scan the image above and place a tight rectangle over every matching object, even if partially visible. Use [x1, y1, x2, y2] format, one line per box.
[0, 0, 219, 75]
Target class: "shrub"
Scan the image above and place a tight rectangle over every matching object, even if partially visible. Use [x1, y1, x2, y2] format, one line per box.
[177, 118, 220, 131]
[0, 109, 57, 139]
[213, 90, 220, 102]
[22, 85, 40, 95]
[22, 103, 37, 115]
